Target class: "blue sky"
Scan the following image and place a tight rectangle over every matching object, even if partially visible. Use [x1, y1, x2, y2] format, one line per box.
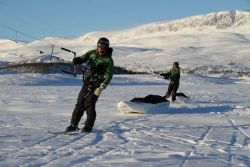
[0, 0, 249, 41]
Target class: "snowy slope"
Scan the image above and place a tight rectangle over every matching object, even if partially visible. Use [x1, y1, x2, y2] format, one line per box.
[0, 74, 250, 166]
[80, 10, 250, 41]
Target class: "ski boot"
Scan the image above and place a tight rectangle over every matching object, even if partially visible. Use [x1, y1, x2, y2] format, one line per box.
[65, 124, 79, 134]
[81, 126, 92, 133]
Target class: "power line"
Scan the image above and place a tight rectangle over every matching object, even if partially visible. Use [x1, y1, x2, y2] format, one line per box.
[0, 24, 52, 61]
[0, 2, 81, 62]
[1, 24, 40, 41]
[0, 1, 62, 38]
[0, 50, 28, 61]
[0, 24, 79, 62]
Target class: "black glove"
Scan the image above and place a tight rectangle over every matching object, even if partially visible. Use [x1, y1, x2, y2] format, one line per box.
[160, 73, 170, 80]
[73, 57, 84, 65]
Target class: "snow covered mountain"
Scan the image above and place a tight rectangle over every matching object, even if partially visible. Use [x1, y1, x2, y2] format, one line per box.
[1, 10, 250, 167]
[1, 10, 250, 76]
[81, 10, 250, 42]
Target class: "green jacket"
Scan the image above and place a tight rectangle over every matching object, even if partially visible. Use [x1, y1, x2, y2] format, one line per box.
[165, 67, 180, 83]
[80, 48, 114, 86]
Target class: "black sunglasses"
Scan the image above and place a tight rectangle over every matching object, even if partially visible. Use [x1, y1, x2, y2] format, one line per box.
[97, 43, 108, 49]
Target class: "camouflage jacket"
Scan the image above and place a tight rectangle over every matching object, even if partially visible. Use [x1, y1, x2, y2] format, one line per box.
[165, 67, 180, 83]
[79, 48, 114, 86]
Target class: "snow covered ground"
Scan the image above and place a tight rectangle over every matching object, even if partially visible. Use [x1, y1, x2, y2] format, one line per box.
[1, 10, 250, 166]
[0, 73, 250, 167]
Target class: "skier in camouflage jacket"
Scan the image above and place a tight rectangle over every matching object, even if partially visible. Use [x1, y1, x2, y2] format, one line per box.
[65, 37, 113, 133]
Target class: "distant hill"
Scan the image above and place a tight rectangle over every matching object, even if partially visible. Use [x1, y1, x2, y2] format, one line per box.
[80, 10, 250, 42]
[0, 10, 250, 77]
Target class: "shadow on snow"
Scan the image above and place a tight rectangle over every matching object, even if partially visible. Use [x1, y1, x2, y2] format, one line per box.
[144, 104, 234, 115]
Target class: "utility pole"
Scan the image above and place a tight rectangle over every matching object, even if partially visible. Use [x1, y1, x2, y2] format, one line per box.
[50, 45, 54, 62]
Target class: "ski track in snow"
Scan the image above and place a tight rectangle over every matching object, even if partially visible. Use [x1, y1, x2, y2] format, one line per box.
[2, 116, 250, 166]
[0, 74, 250, 166]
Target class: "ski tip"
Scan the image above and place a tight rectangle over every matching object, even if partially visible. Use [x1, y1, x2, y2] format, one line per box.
[64, 130, 81, 135]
